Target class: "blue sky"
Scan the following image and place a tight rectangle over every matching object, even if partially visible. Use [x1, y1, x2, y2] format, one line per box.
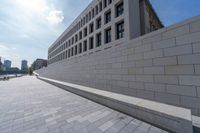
[0, 0, 200, 68]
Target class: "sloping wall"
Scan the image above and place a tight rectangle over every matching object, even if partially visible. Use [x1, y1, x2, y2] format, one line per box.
[36, 15, 200, 116]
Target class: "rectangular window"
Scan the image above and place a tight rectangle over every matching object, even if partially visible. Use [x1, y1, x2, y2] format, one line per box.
[108, 0, 112, 4]
[79, 31, 82, 40]
[105, 28, 111, 43]
[75, 34, 78, 42]
[81, 19, 83, 26]
[75, 45, 78, 55]
[96, 33, 102, 47]
[71, 47, 74, 56]
[66, 51, 68, 59]
[66, 42, 68, 48]
[86, 14, 88, 23]
[89, 23, 94, 33]
[116, 2, 124, 17]
[92, 8, 95, 18]
[95, 5, 98, 15]
[99, 2, 102, 11]
[83, 17, 86, 25]
[84, 27, 87, 37]
[116, 21, 124, 39]
[72, 37, 74, 45]
[68, 49, 71, 58]
[104, 0, 107, 8]
[89, 37, 94, 50]
[68, 40, 71, 46]
[96, 17, 101, 29]
[89, 12, 91, 21]
[105, 10, 111, 24]
[79, 43, 82, 53]
[83, 40, 87, 52]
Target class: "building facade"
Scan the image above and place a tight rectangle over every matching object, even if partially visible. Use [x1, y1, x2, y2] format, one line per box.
[36, 0, 200, 116]
[32, 59, 47, 70]
[21, 60, 28, 71]
[47, 0, 163, 65]
[4, 60, 11, 70]
[0, 57, 3, 72]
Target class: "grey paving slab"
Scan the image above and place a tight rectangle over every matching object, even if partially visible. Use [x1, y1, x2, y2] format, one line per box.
[0, 76, 168, 133]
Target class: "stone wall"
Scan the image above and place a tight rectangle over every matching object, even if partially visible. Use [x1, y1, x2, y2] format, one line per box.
[37, 15, 200, 116]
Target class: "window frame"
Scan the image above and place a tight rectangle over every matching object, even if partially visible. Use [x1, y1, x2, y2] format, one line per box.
[116, 20, 124, 39]
[116, 1, 124, 17]
[96, 32, 102, 47]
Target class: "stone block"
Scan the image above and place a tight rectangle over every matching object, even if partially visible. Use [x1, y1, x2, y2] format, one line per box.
[137, 90, 154, 100]
[176, 32, 200, 45]
[135, 59, 153, 67]
[179, 76, 200, 86]
[198, 87, 200, 97]
[155, 92, 180, 105]
[144, 49, 163, 59]
[142, 34, 162, 44]
[111, 75, 122, 80]
[163, 25, 189, 39]
[115, 56, 127, 63]
[117, 81, 129, 88]
[193, 42, 200, 53]
[112, 63, 122, 69]
[129, 82, 144, 90]
[128, 67, 144, 75]
[166, 85, 197, 97]
[153, 38, 176, 49]
[121, 48, 134, 56]
[121, 61, 135, 68]
[154, 75, 179, 84]
[144, 67, 164, 75]
[122, 75, 135, 81]
[190, 20, 200, 33]
[135, 44, 152, 53]
[196, 65, 200, 74]
[181, 96, 200, 108]
[165, 65, 194, 75]
[178, 54, 200, 64]
[128, 53, 143, 61]
[135, 75, 154, 83]
[164, 44, 192, 56]
[153, 56, 177, 66]
[144, 83, 165, 92]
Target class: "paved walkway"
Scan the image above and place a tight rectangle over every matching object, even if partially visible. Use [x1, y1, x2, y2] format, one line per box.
[0, 76, 168, 133]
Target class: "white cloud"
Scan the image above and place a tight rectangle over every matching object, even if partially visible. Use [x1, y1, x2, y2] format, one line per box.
[0, 0, 91, 68]
[46, 10, 64, 25]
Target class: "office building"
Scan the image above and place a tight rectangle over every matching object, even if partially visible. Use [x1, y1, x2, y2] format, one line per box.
[4, 60, 11, 70]
[36, 0, 200, 117]
[32, 59, 47, 70]
[0, 57, 3, 71]
[21, 60, 28, 71]
[47, 0, 163, 65]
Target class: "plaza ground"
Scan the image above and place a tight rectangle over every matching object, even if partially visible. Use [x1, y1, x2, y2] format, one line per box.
[0, 76, 168, 133]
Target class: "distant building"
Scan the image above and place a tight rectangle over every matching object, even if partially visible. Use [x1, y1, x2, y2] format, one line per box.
[32, 59, 47, 70]
[21, 60, 28, 71]
[4, 60, 11, 70]
[0, 57, 6, 72]
[0, 57, 2, 71]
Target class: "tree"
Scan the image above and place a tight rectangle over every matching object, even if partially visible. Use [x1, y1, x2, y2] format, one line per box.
[28, 67, 33, 75]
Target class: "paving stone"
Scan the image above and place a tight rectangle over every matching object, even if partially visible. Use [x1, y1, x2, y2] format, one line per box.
[0, 76, 168, 133]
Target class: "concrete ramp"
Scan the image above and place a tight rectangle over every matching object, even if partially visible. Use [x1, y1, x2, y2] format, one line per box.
[38, 76, 193, 133]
